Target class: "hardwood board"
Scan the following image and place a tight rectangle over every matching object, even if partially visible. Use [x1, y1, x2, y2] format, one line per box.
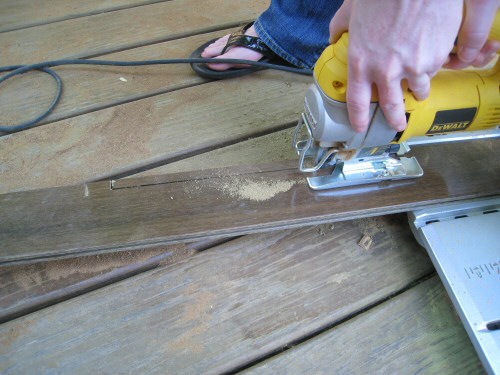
[1, 139, 498, 264]
[0, 0, 168, 33]
[0, 218, 434, 374]
[245, 277, 482, 375]
[0, 70, 309, 194]
[1, 30, 237, 128]
[0, 0, 267, 65]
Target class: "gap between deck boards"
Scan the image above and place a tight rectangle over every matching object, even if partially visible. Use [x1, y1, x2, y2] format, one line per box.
[241, 276, 482, 374]
[1, 0, 271, 137]
[227, 272, 437, 374]
[1, 69, 309, 194]
[0, 237, 233, 324]
[1, 0, 268, 66]
[1, 0, 307, 195]
[0, 0, 172, 34]
[0, 218, 438, 373]
[0, 27, 262, 134]
[90, 122, 298, 182]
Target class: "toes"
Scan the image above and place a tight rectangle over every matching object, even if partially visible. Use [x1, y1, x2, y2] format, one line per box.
[206, 47, 264, 71]
[201, 35, 230, 58]
[201, 25, 265, 71]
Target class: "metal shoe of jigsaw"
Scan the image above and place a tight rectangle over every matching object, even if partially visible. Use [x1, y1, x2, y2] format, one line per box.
[294, 10, 500, 190]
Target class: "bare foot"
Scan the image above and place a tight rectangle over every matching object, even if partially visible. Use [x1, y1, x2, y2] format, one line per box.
[201, 24, 265, 71]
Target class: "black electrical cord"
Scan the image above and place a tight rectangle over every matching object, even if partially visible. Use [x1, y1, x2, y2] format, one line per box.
[0, 58, 313, 133]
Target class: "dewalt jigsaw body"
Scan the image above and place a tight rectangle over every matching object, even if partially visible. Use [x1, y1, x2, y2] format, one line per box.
[294, 11, 500, 190]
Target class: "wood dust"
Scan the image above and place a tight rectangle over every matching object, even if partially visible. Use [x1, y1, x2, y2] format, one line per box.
[6, 245, 191, 291]
[165, 285, 215, 354]
[220, 176, 298, 202]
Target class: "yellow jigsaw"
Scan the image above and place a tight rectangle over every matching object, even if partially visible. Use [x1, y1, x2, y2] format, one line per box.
[294, 10, 500, 189]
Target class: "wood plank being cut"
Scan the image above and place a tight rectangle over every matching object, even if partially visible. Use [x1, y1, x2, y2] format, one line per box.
[0, 218, 435, 374]
[1, 0, 267, 65]
[245, 277, 482, 374]
[1, 139, 498, 265]
[0, 0, 168, 33]
[0, 70, 308, 194]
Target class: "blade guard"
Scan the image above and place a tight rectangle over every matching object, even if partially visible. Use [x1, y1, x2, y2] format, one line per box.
[293, 113, 424, 190]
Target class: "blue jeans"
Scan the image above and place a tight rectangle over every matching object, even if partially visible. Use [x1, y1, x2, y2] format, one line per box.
[254, 0, 344, 69]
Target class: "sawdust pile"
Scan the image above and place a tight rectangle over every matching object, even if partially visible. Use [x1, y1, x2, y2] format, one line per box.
[8, 246, 193, 290]
[220, 177, 297, 202]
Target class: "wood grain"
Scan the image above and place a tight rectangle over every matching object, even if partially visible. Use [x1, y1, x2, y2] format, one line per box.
[245, 277, 482, 374]
[0, 0, 168, 33]
[0, 70, 308, 194]
[0, 244, 194, 323]
[0, 237, 232, 324]
[1, 139, 498, 265]
[1, 30, 234, 128]
[132, 128, 297, 178]
[0, 0, 267, 65]
[0, 218, 434, 374]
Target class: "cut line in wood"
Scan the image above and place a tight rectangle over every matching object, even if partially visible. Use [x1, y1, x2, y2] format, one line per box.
[1, 139, 498, 265]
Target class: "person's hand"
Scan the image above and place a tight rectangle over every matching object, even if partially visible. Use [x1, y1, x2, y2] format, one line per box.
[329, 0, 464, 133]
[445, 0, 500, 69]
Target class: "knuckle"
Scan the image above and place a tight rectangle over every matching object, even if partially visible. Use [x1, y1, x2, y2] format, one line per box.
[346, 100, 366, 113]
[410, 76, 430, 89]
[375, 69, 400, 87]
[460, 31, 488, 47]
[404, 64, 424, 77]
[381, 102, 401, 113]
[348, 57, 365, 78]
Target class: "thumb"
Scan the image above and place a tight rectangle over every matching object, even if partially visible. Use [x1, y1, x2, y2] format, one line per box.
[329, 1, 352, 44]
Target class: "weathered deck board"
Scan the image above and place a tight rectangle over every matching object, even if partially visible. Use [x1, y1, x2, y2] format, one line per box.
[0, 1, 486, 372]
[0, 70, 308, 194]
[1, 139, 498, 265]
[0, 217, 434, 374]
[0, 0, 168, 33]
[133, 128, 297, 177]
[245, 276, 481, 374]
[1, 30, 235, 128]
[0, 244, 192, 323]
[1, 0, 267, 65]
[0, 237, 230, 324]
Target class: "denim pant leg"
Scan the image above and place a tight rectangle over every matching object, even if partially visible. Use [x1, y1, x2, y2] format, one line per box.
[254, 0, 343, 69]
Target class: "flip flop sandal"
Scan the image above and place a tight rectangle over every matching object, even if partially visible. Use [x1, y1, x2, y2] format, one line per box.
[190, 23, 286, 80]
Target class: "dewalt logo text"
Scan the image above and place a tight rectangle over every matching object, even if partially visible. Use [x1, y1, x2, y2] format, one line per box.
[427, 108, 477, 135]
[427, 121, 470, 134]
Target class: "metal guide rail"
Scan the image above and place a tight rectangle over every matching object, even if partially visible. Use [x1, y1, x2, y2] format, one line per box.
[409, 197, 500, 375]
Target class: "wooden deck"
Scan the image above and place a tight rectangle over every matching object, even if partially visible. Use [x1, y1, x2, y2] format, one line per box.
[0, 1, 493, 373]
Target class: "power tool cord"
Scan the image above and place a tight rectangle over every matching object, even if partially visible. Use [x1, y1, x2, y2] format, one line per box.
[0, 58, 313, 133]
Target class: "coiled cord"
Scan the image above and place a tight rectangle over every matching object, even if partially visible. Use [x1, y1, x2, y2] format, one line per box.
[0, 58, 312, 133]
